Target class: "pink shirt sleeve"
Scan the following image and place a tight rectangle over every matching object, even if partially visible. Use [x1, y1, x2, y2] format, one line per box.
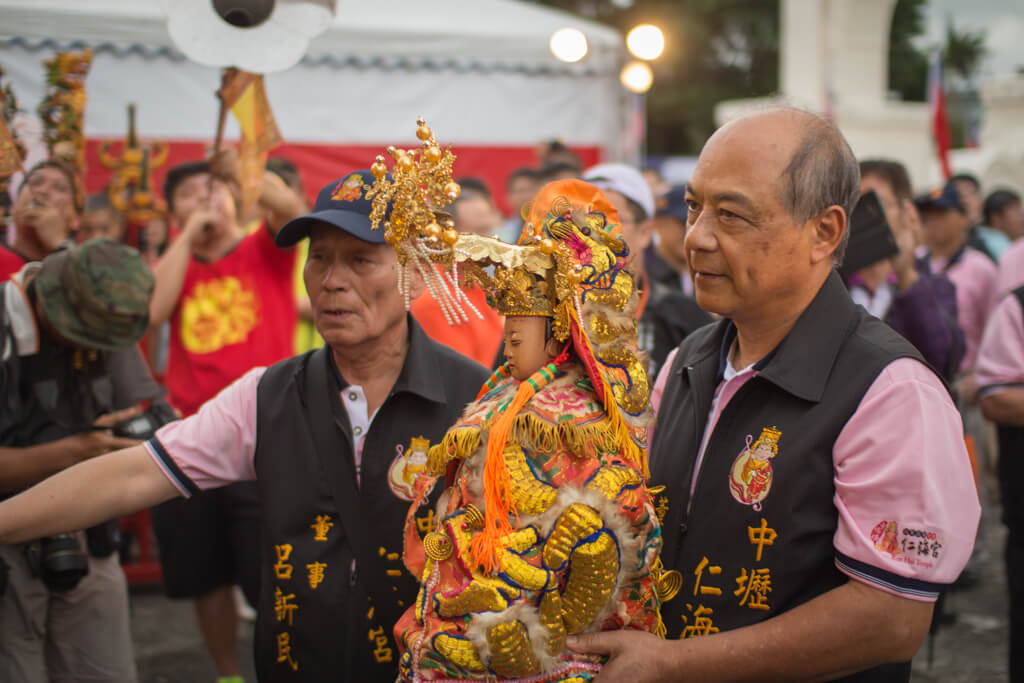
[997, 240, 1024, 302]
[976, 293, 1024, 393]
[832, 358, 979, 600]
[144, 367, 266, 495]
[648, 347, 678, 447]
[651, 348, 677, 415]
[948, 250, 998, 371]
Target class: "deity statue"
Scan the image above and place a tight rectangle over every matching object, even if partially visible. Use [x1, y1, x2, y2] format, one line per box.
[366, 123, 678, 682]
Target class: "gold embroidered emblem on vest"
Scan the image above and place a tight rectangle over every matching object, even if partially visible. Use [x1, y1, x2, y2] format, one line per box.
[728, 425, 781, 511]
[388, 436, 431, 501]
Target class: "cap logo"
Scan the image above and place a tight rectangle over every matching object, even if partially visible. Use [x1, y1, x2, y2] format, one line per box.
[331, 173, 364, 202]
[930, 187, 943, 199]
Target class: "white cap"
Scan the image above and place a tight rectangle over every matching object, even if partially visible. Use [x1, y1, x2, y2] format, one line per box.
[582, 163, 656, 221]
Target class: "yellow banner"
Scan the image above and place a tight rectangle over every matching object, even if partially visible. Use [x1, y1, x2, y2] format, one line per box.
[226, 73, 283, 210]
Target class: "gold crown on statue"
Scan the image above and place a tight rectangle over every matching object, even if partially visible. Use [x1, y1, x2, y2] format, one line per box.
[366, 118, 492, 326]
[367, 117, 460, 252]
[486, 267, 554, 318]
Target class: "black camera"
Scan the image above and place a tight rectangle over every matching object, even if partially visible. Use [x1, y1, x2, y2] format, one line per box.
[112, 399, 177, 441]
[24, 534, 89, 592]
[112, 411, 162, 441]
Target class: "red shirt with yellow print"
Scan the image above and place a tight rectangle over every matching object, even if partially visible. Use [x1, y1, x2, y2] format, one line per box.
[165, 224, 296, 417]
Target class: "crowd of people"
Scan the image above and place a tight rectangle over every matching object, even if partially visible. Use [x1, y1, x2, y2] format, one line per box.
[0, 101, 1021, 683]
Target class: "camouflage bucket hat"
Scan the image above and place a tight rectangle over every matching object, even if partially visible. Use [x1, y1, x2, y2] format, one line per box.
[35, 238, 155, 350]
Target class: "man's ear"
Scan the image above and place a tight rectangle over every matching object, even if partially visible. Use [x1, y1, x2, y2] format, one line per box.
[810, 205, 846, 265]
[635, 218, 655, 253]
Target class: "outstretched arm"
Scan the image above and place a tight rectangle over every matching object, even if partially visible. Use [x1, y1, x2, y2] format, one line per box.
[0, 444, 180, 544]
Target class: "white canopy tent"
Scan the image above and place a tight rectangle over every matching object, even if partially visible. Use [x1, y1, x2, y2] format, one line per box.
[0, 0, 634, 207]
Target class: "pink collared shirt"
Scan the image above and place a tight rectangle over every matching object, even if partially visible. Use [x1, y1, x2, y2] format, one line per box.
[976, 292, 1024, 394]
[145, 366, 376, 495]
[931, 247, 997, 371]
[652, 348, 979, 600]
[996, 239, 1024, 303]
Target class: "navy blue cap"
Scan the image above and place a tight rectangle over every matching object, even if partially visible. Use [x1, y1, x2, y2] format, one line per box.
[914, 180, 964, 213]
[276, 170, 390, 247]
[655, 184, 688, 222]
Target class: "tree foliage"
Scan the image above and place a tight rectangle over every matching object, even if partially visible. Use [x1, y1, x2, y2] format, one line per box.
[888, 0, 929, 102]
[943, 18, 987, 87]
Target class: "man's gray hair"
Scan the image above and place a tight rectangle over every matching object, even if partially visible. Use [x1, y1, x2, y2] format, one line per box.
[774, 110, 860, 265]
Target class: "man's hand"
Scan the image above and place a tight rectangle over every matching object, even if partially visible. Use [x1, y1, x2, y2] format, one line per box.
[62, 406, 146, 463]
[567, 630, 677, 683]
[0, 406, 145, 492]
[21, 205, 72, 251]
[958, 373, 980, 406]
[60, 431, 141, 463]
[181, 207, 225, 244]
[892, 199, 923, 292]
[209, 147, 242, 200]
[891, 224, 919, 292]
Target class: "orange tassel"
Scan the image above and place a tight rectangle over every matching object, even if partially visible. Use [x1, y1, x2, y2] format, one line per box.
[469, 355, 565, 574]
[469, 378, 534, 573]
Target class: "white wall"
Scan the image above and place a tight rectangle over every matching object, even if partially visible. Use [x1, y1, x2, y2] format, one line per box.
[719, 0, 945, 189]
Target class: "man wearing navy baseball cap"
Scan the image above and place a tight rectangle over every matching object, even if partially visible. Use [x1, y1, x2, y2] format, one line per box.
[0, 171, 489, 682]
[915, 178, 998, 376]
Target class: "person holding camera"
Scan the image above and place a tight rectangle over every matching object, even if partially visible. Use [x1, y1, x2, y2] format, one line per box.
[0, 238, 174, 682]
[1, 160, 82, 281]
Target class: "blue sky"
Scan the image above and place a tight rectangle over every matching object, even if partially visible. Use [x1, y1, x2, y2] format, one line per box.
[918, 0, 1024, 77]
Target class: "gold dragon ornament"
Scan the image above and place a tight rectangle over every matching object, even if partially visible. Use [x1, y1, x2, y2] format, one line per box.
[98, 104, 169, 225]
[37, 49, 92, 210]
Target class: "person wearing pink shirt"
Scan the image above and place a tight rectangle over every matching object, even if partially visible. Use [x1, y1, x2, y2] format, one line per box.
[916, 181, 998, 375]
[976, 286, 1024, 681]
[917, 182, 997, 373]
[996, 234, 1024, 302]
[569, 108, 979, 682]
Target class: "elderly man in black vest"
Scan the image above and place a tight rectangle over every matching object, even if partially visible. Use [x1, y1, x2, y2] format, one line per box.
[0, 172, 489, 682]
[568, 109, 980, 681]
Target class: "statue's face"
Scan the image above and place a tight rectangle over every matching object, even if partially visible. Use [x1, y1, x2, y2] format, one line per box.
[502, 316, 551, 381]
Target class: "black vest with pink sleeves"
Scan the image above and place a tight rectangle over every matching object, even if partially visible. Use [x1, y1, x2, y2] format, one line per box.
[651, 271, 936, 682]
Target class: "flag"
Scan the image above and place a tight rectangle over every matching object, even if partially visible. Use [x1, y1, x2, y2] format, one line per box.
[218, 69, 283, 209]
[928, 49, 952, 180]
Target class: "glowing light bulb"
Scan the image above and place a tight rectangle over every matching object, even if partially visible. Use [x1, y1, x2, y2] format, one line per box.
[620, 60, 654, 93]
[626, 24, 665, 61]
[550, 27, 588, 63]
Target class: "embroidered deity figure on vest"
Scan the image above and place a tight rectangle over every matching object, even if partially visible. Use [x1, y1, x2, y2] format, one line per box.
[728, 425, 781, 510]
[365, 120, 674, 682]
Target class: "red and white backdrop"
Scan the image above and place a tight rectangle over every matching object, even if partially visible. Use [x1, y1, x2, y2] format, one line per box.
[4, 42, 622, 219]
